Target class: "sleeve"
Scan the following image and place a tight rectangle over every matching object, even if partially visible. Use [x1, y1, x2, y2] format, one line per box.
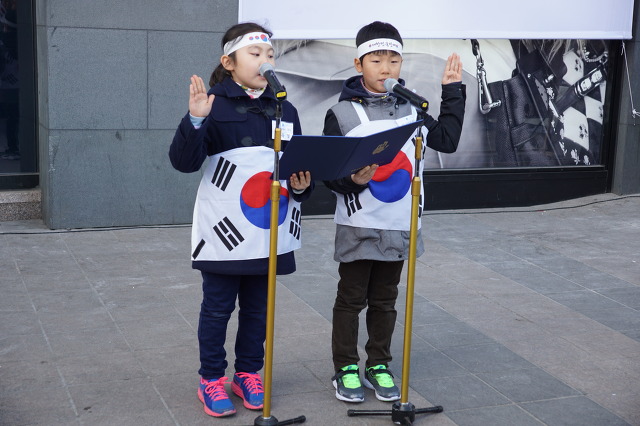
[321, 108, 369, 195]
[168, 113, 209, 173]
[423, 82, 466, 154]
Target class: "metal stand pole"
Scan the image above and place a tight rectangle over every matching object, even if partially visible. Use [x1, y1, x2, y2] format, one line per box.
[254, 101, 306, 426]
[347, 114, 443, 425]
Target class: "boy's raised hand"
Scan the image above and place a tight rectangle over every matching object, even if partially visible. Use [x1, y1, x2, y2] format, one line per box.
[441, 53, 463, 85]
[189, 75, 215, 118]
[351, 164, 379, 185]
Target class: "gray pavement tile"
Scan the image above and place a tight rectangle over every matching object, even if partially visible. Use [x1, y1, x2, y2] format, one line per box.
[463, 275, 538, 296]
[476, 368, 582, 403]
[446, 404, 544, 426]
[576, 257, 640, 286]
[37, 308, 115, 335]
[394, 348, 468, 381]
[388, 333, 438, 373]
[134, 345, 199, 377]
[0, 334, 52, 362]
[501, 334, 593, 368]
[57, 351, 147, 385]
[271, 362, 327, 397]
[152, 372, 201, 410]
[578, 307, 640, 332]
[31, 289, 104, 314]
[410, 375, 511, 411]
[117, 311, 197, 351]
[395, 297, 458, 327]
[598, 287, 640, 309]
[15, 258, 81, 276]
[0, 311, 41, 336]
[274, 304, 332, 337]
[468, 316, 551, 343]
[547, 290, 629, 313]
[521, 396, 631, 426]
[1, 195, 639, 425]
[0, 359, 63, 397]
[526, 259, 634, 290]
[414, 277, 480, 300]
[68, 379, 177, 426]
[21, 270, 92, 292]
[46, 325, 131, 356]
[273, 331, 333, 364]
[99, 287, 176, 321]
[620, 329, 640, 342]
[482, 261, 587, 294]
[0, 402, 78, 426]
[412, 321, 495, 349]
[442, 343, 536, 374]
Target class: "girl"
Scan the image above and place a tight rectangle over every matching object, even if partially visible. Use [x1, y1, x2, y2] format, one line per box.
[169, 22, 312, 418]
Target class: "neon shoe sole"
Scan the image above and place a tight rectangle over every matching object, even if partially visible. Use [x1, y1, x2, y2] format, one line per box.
[332, 379, 365, 403]
[231, 381, 264, 409]
[362, 376, 401, 402]
[198, 388, 237, 417]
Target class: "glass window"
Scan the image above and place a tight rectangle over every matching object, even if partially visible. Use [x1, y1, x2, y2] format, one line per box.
[0, 0, 37, 187]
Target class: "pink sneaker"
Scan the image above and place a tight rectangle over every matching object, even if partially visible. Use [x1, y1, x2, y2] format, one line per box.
[197, 377, 236, 417]
[231, 372, 264, 409]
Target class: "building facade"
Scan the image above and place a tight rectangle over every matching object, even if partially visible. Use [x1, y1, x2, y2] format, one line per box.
[0, 0, 638, 228]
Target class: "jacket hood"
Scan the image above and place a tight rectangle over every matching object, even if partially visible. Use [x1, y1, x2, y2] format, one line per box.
[338, 75, 407, 102]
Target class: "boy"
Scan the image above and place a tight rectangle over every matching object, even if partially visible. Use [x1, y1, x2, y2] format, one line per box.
[323, 21, 465, 403]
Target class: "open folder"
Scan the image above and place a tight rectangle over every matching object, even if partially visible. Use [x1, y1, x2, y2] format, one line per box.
[279, 120, 423, 181]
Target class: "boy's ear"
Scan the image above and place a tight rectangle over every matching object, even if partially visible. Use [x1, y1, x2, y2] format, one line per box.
[221, 55, 234, 71]
[354, 57, 363, 73]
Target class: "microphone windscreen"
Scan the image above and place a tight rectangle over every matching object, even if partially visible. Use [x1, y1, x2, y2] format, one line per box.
[383, 78, 399, 92]
[259, 62, 274, 76]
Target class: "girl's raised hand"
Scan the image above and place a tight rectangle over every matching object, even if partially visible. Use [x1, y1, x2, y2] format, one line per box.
[189, 75, 215, 117]
[289, 171, 311, 191]
[441, 53, 463, 85]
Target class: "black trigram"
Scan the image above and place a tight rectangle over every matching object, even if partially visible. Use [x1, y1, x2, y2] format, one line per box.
[419, 193, 424, 218]
[289, 207, 301, 240]
[192, 239, 206, 260]
[213, 217, 244, 251]
[343, 193, 362, 217]
[211, 157, 237, 191]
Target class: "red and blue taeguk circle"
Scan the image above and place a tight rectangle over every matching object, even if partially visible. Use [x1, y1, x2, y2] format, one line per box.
[240, 171, 289, 229]
[369, 152, 412, 203]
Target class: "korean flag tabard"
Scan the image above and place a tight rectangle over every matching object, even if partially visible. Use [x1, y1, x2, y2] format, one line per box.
[191, 146, 302, 262]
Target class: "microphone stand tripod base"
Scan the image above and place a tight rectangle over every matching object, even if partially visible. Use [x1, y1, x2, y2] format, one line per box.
[347, 402, 443, 426]
[255, 414, 307, 426]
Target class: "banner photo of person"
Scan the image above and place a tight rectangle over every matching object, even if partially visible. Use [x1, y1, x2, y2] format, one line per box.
[272, 38, 612, 169]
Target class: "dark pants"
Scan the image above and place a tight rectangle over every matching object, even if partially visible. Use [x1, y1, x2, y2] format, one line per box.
[332, 260, 403, 372]
[198, 271, 268, 380]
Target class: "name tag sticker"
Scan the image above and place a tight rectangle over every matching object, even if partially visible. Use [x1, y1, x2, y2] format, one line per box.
[272, 121, 294, 141]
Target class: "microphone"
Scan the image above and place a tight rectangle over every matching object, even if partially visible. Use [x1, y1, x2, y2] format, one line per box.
[383, 78, 429, 111]
[259, 63, 287, 101]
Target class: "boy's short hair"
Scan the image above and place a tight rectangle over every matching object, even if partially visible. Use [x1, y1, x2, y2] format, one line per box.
[355, 21, 403, 61]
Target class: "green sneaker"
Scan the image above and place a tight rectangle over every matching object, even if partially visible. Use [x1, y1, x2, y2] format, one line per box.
[331, 365, 364, 402]
[363, 365, 400, 401]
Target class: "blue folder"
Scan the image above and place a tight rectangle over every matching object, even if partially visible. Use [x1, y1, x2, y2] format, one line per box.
[279, 120, 423, 181]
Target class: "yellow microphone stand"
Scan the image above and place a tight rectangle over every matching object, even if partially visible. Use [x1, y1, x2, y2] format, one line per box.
[255, 99, 306, 426]
[347, 112, 443, 425]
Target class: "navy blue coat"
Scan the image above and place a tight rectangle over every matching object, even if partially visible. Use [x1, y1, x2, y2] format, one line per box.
[169, 77, 309, 275]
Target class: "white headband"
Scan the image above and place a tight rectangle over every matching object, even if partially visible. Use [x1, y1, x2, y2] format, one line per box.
[357, 38, 403, 58]
[223, 32, 272, 56]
